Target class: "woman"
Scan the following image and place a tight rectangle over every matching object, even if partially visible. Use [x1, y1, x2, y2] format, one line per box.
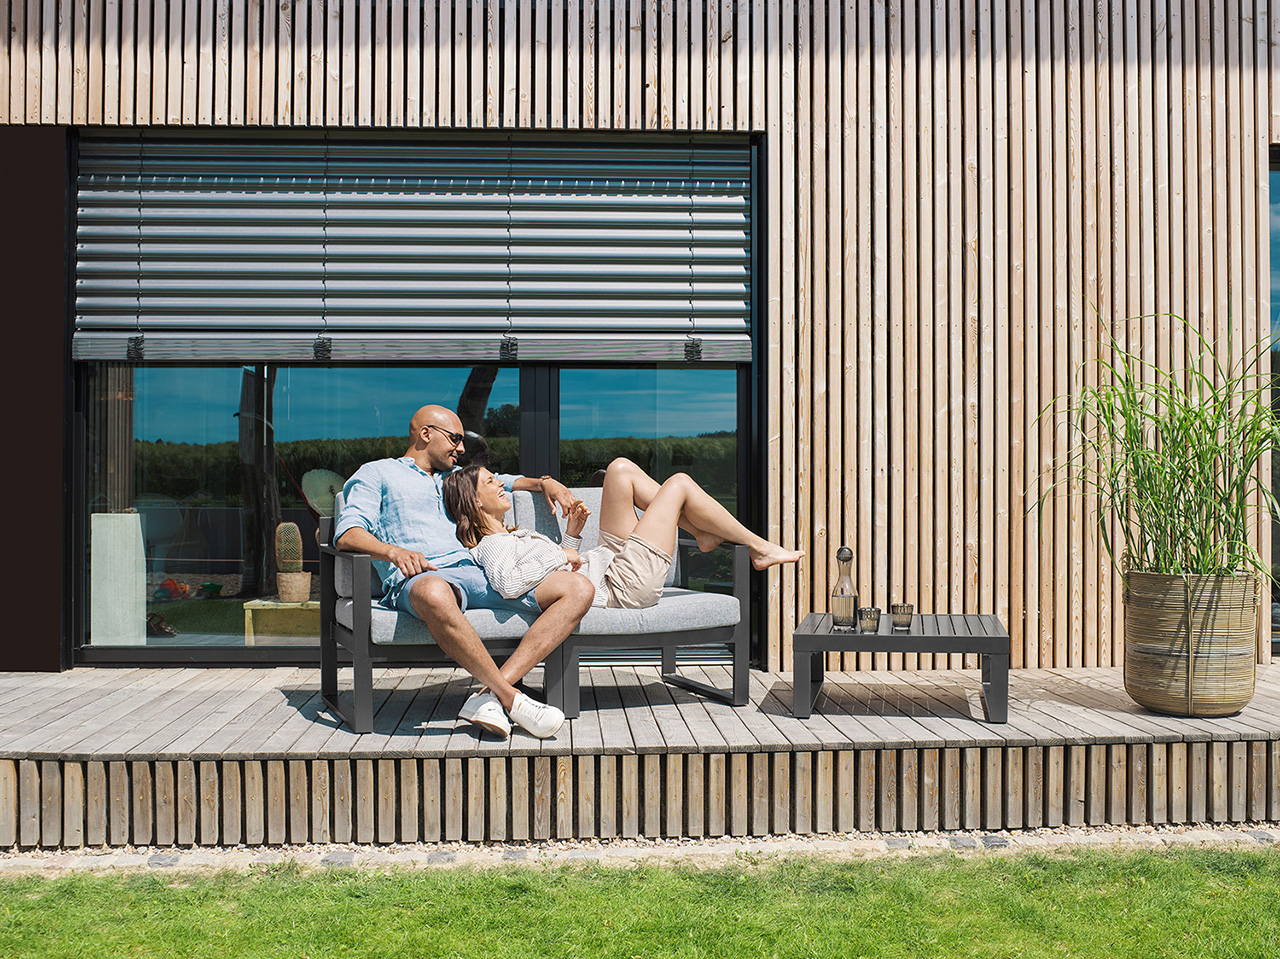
[443, 457, 803, 609]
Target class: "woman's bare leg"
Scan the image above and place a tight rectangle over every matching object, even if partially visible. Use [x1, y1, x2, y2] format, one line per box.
[597, 457, 722, 551]
[614, 469, 805, 571]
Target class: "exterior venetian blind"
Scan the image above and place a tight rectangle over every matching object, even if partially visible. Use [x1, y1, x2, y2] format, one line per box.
[72, 134, 753, 363]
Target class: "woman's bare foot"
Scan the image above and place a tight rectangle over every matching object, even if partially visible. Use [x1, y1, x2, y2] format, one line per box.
[750, 543, 805, 571]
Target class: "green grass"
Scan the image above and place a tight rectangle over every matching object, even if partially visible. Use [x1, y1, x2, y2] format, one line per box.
[2, 848, 1278, 958]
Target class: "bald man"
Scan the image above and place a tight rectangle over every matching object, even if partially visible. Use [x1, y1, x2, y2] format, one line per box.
[334, 405, 593, 739]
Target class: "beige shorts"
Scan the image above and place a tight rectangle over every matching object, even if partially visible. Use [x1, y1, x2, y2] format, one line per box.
[599, 529, 673, 609]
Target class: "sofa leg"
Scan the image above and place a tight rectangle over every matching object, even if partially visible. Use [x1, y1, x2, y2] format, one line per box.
[731, 632, 749, 706]
[320, 630, 337, 703]
[544, 645, 582, 719]
[544, 646, 565, 712]
[351, 642, 374, 734]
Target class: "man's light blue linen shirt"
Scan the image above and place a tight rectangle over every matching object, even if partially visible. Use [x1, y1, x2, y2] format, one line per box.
[333, 457, 522, 610]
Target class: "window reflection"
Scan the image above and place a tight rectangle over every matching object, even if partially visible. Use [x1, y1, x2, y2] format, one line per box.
[84, 364, 519, 647]
[559, 367, 738, 502]
[559, 367, 739, 593]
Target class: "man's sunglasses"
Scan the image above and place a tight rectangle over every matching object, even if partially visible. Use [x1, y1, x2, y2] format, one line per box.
[425, 424, 466, 447]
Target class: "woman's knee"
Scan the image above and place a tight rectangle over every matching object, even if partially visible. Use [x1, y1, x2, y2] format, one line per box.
[605, 456, 642, 482]
[661, 472, 696, 494]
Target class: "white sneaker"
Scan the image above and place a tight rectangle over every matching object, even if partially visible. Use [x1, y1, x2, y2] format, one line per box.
[508, 692, 565, 739]
[458, 690, 511, 738]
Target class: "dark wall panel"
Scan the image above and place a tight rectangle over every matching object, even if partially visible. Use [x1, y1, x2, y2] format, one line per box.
[0, 126, 68, 671]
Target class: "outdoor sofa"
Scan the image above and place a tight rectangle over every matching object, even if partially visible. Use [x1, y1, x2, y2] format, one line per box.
[318, 487, 749, 734]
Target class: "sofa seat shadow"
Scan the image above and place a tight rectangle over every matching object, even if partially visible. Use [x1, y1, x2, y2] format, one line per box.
[319, 487, 749, 734]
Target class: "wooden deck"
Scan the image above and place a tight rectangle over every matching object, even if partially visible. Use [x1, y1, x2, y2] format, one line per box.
[1, 665, 1277, 848]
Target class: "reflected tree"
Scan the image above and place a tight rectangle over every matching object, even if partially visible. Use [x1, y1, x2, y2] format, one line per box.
[237, 365, 281, 597]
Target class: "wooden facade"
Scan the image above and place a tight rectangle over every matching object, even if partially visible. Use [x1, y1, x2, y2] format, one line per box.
[1, 0, 1277, 672]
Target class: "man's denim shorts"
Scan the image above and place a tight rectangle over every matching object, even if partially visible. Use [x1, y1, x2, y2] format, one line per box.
[387, 562, 541, 618]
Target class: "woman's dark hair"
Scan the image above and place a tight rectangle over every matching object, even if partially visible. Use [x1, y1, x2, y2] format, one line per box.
[442, 465, 488, 549]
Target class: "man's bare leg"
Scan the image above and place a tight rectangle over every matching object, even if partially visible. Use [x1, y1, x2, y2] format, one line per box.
[409, 570, 592, 711]
[409, 575, 516, 701]
[500, 570, 595, 700]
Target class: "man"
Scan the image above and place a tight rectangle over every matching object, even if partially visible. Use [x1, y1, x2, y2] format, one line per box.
[334, 405, 593, 739]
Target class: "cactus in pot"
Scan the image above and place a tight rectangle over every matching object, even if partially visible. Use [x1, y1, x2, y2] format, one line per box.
[275, 521, 311, 603]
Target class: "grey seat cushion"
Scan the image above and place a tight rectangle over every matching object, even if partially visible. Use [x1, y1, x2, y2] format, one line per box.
[335, 598, 537, 644]
[335, 587, 739, 646]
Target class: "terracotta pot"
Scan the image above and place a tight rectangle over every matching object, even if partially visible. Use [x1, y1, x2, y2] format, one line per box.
[277, 571, 312, 605]
[1123, 572, 1257, 717]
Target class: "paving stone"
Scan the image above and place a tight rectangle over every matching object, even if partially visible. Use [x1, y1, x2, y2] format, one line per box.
[3, 823, 1280, 875]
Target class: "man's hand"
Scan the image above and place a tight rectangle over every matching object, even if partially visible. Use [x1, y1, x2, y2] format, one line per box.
[561, 546, 583, 570]
[541, 476, 582, 518]
[566, 500, 591, 538]
[384, 545, 437, 578]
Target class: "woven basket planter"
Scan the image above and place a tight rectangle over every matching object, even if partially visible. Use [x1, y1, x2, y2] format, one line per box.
[1123, 572, 1257, 717]
[277, 571, 312, 604]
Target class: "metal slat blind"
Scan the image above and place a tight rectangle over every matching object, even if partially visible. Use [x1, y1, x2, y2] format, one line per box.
[72, 136, 753, 363]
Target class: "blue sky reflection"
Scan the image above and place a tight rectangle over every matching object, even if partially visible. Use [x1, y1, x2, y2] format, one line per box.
[134, 366, 735, 444]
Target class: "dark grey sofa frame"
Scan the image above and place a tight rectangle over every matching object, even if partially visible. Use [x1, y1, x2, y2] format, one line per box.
[318, 517, 750, 734]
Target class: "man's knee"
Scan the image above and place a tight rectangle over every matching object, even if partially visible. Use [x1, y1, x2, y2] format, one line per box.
[409, 575, 463, 623]
[555, 573, 595, 614]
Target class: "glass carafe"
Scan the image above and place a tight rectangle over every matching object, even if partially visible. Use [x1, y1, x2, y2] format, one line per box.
[830, 546, 858, 630]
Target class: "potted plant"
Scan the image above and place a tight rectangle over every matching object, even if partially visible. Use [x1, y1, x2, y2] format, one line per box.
[275, 521, 312, 604]
[1058, 316, 1277, 717]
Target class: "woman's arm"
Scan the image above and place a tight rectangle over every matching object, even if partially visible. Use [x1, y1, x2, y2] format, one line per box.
[472, 531, 575, 599]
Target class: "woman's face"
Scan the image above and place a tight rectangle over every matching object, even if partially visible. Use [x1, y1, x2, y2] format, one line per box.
[475, 468, 510, 518]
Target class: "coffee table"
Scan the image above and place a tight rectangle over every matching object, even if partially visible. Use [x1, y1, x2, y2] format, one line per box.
[791, 612, 1010, 722]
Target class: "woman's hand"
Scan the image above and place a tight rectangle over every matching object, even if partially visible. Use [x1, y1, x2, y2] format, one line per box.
[566, 500, 591, 538]
[562, 547, 583, 570]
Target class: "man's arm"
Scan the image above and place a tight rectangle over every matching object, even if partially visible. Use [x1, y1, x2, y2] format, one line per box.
[511, 474, 581, 517]
[335, 526, 437, 578]
[333, 464, 435, 578]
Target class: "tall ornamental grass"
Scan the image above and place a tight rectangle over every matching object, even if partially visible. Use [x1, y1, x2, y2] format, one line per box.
[1060, 316, 1280, 579]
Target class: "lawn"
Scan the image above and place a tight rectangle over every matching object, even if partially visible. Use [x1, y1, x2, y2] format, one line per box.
[1, 847, 1277, 958]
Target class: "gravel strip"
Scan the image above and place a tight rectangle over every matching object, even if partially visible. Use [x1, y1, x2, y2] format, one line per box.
[1, 822, 1277, 875]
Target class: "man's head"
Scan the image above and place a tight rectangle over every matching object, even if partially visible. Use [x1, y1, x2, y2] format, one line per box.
[407, 405, 467, 473]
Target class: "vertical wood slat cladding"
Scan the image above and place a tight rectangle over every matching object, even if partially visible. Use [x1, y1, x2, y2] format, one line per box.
[2, 741, 1274, 848]
[0, 1, 1274, 670]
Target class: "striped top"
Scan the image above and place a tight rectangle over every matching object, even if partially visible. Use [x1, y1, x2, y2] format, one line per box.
[470, 528, 614, 608]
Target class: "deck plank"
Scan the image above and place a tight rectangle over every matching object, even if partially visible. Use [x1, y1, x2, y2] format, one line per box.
[0, 666, 1273, 803]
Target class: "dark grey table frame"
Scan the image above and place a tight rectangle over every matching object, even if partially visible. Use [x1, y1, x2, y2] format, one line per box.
[792, 612, 1010, 722]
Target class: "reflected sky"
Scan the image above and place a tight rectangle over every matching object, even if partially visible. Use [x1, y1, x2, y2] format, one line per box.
[134, 365, 735, 443]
